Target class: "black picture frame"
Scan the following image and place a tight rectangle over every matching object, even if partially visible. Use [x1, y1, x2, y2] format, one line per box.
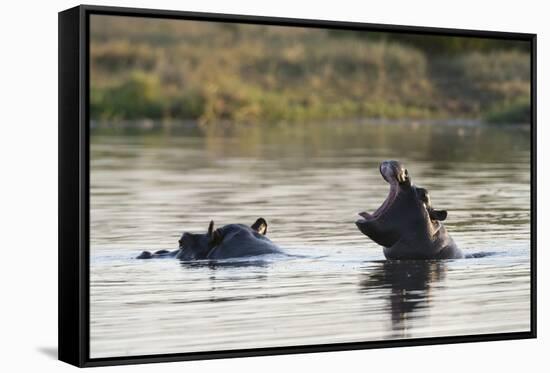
[58, 4, 537, 368]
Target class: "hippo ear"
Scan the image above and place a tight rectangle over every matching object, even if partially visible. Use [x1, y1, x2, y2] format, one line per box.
[207, 220, 223, 247]
[209, 230, 222, 247]
[251, 218, 268, 235]
[416, 187, 431, 207]
[429, 209, 447, 221]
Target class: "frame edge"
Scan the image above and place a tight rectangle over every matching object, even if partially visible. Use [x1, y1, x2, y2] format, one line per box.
[59, 4, 537, 367]
[58, 5, 85, 368]
[530, 33, 537, 338]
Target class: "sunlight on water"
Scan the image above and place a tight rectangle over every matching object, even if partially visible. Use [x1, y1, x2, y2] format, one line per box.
[89, 122, 531, 358]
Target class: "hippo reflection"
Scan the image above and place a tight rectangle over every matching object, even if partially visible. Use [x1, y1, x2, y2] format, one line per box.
[360, 260, 447, 335]
[356, 160, 463, 260]
[137, 218, 283, 260]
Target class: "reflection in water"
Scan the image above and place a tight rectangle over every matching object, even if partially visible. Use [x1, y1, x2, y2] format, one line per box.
[89, 122, 530, 358]
[360, 261, 447, 338]
[180, 258, 271, 270]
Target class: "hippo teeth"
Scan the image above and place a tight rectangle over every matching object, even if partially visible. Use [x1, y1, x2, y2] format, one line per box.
[359, 211, 373, 220]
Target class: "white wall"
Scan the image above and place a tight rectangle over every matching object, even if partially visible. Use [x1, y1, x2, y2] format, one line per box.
[0, 0, 546, 371]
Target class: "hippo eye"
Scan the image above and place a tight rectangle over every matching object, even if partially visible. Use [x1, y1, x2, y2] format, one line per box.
[415, 187, 431, 206]
[179, 233, 193, 247]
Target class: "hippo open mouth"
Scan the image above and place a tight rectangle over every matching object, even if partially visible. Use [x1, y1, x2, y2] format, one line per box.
[357, 160, 409, 222]
[355, 160, 462, 259]
[358, 186, 398, 222]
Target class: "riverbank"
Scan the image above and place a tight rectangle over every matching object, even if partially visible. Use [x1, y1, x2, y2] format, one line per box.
[90, 16, 531, 125]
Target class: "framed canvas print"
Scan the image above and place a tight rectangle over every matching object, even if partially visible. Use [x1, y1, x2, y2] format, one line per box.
[58, 4, 536, 367]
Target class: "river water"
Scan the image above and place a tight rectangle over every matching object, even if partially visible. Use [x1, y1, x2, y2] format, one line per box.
[89, 121, 531, 358]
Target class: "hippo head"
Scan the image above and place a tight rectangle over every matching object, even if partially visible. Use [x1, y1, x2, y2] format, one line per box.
[177, 218, 269, 260]
[355, 160, 448, 251]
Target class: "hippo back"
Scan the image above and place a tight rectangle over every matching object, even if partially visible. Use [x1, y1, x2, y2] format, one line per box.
[207, 224, 282, 259]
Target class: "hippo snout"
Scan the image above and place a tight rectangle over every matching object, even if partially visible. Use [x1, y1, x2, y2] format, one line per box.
[380, 160, 409, 185]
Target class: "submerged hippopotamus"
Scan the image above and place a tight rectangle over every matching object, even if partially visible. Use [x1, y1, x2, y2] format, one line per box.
[355, 160, 463, 260]
[137, 218, 283, 260]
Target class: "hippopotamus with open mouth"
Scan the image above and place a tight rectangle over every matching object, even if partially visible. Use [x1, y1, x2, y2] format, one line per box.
[137, 218, 283, 260]
[355, 160, 463, 260]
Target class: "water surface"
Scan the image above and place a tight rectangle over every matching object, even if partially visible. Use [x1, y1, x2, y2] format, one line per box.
[90, 121, 531, 358]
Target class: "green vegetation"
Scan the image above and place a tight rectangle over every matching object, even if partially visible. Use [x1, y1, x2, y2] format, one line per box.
[484, 97, 531, 124]
[90, 16, 531, 125]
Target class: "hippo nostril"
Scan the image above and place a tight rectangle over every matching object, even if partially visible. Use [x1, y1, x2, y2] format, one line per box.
[379, 161, 395, 183]
[379, 162, 389, 175]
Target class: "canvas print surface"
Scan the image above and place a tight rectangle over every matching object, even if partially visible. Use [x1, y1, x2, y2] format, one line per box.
[89, 14, 531, 358]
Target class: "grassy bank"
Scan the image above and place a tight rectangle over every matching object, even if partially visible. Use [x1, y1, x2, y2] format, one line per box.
[90, 16, 531, 125]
